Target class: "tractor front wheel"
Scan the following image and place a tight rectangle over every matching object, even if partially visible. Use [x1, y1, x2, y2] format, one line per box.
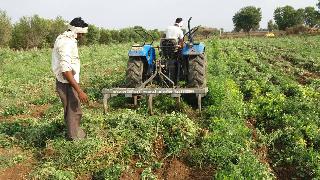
[126, 57, 144, 88]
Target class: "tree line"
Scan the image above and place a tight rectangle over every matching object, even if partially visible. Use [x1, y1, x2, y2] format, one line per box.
[1, 2, 319, 49]
[0, 12, 163, 49]
[0, 11, 220, 50]
[233, 1, 320, 33]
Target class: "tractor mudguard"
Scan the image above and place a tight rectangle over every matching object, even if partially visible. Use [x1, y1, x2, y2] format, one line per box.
[128, 44, 156, 65]
[182, 43, 205, 56]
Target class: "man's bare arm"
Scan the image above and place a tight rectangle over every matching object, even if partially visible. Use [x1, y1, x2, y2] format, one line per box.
[63, 71, 88, 103]
[179, 39, 184, 48]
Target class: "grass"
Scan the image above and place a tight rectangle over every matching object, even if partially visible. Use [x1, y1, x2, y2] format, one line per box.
[0, 35, 319, 179]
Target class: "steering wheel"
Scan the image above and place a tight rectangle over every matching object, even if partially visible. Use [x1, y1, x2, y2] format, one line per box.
[134, 28, 155, 45]
[183, 26, 200, 44]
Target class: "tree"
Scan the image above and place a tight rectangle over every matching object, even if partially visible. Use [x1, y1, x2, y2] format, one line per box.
[86, 25, 101, 45]
[11, 15, 50, 49]
[296, 8, 305, 24]
[110, 30, 120, 43]
[149, 29, 161, 41]
[46, 16, 67, 47]
[267, 20, 278, 32]
[318, 0, 320, 10]
[0, 10, 12, 47]
[99, 29, 112, 44]
[196, 27, 219, 38]
[119, 28, 131, 43]
[274, 6, 304, 30]
[232, 6, 262, 33]
[304, 6, 319, 27]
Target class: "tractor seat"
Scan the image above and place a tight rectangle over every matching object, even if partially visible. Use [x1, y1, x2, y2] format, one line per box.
[160, 38, 178, 46]
[160, 38, 179, 57]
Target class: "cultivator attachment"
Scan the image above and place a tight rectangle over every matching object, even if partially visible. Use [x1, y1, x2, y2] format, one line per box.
[102, 87, 208, 115]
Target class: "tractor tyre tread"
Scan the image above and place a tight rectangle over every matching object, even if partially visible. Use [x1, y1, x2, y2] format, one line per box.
[188, 54, 207, 88]
[126, 57, 144, 88]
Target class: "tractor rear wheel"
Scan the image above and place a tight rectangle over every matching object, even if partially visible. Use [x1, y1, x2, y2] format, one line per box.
[188, 54, 207, 88]
[126, 57, 144, 88]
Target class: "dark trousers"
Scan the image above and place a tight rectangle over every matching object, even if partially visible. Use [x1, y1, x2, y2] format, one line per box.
[56, 80, 83, 140]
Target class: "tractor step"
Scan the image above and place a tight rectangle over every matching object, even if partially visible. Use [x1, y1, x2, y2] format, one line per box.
[102, 87, 208, 115]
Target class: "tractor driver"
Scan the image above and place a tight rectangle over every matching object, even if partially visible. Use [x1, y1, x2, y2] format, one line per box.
[165, 18, 184, 48]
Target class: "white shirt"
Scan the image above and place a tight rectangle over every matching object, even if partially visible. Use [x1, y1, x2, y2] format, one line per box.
[165, 25, 184, 41]
[52, 31, 81, 83]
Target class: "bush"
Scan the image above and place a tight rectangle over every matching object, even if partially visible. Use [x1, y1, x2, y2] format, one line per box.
[11, 15, 50, 49]
[32, 163, 76, 180]
[205, 77, 244, 119]
[161, 112, 198, 155]
[0, 10, 12, 47]
[286, 25, 309, 35]
[2, 105, 26, 117]
[105, 110, 157, 159]
[0, 118, 65, 147]
[99, 29, 112, 44]
[215, 151, 274, 179]
[46, 16, 67, 47]
[85, 25, 101, 45]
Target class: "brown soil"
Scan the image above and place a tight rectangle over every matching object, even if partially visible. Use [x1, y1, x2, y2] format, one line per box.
[120, 158, 215, 180]
[246, 120, 308, 179]
[120, 157, 143, 180]
[297, 71, 320, 85]
[0, 162, 33, 180]
[159, 158, 214, 180]
[87, 101, 103, 109]
[220, 31, 275, 39]
[183, 106, 202, 120]
[245, 118, 274, 173]
[0, 147, 24, 157]
[246, 118, 258, 141]
[0, 147, 35, 180]
[161, 159, 191, 180]
[29, 104, 49, 118]
[0, 104, 49, 122]
[188, 166, 215, 180]
[76, 173, 93, 180]
[276, 55, 320, 85]
[120, 134, 215, 180]
[154, 135, 165, 159]
[273, 166, 300, 180]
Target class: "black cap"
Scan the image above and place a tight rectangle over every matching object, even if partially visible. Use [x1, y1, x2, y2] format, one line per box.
[175, 18, 183, 24]
[70, 17, 88, 28]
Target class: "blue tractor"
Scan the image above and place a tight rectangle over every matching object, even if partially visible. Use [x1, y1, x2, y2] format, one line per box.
[126, 17, 207, 89]
[102, 17, 207, 114]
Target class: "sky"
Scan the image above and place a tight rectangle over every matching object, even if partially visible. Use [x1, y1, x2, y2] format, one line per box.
[0, 0, 318, 31]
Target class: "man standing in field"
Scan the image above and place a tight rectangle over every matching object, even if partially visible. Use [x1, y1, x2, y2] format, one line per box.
[52, 17, 89, 140]
[165, 18, 184, 47]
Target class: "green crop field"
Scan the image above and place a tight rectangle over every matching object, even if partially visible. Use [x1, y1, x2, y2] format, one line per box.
[0, 35, 319, 179]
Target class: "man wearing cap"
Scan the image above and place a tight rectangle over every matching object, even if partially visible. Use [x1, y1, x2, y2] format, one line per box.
[165, 18, 184, 47]
[52, 17, 89, 140]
